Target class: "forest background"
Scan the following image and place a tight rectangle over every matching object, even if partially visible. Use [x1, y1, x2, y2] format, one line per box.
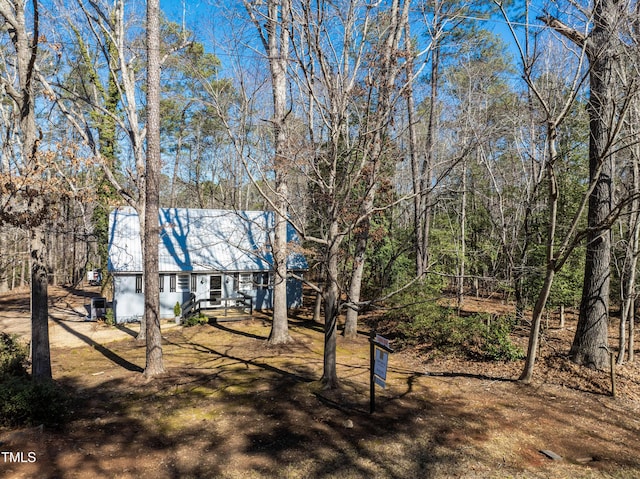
[1, 0, 639, 390]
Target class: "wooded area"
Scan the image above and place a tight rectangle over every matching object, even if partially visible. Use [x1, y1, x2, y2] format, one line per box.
[1, 0, 639, 389]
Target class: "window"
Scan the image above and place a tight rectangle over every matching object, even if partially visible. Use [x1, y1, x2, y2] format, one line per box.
[209, 275, 222, 305]
[159, 274, 164, 293]
[191, 274, 198, 292]
[254, 272, 271, 290]
[135, 274, 143, 293]
[178, 274, 190, 292]
[237, 273, 253, 292]
[170, 274, 176, 292]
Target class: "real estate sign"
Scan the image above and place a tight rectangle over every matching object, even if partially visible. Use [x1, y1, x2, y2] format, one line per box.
[369, 332, 393, 414]
[374, 347, 389, 383]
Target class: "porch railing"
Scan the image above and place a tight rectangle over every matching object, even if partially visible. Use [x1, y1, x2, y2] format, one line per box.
[181, 292, 253, 320]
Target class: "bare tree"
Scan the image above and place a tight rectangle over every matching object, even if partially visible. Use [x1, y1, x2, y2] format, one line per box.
[342, 0, 411, 339]
[539, 1, 635, 370]
[279, 0, 419, 386]
[45, 0, 189, 344]
[244, 0, 293, 345]
[143, 0, 164, 377]
[615, 54, 640, 365]
[498, 0, 639, 380]
[496, 1, 588, 382]
[616, 149, 640, 365]
[47, 0, 148, 339]
[411, 0, 447, 279]
[0, 0, 52, 380]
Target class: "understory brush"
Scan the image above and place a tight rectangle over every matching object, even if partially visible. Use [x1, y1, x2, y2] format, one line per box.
[0, 333, 70, 428]
[384, 284, 524, 361]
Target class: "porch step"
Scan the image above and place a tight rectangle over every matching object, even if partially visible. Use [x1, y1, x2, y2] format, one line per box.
[202, 308, 253, 322]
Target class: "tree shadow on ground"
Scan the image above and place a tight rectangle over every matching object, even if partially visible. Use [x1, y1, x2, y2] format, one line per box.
[61, 285, 103, 300]
[425, 371, 517, 383]
[49, 317, 143, 372]
[2, 324, 483, 478]
[3, 321, 640, 478]
[209, 321, 268, 340]
[115, 323, 139, 338]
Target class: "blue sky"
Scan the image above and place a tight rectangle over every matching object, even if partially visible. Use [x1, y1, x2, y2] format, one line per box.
[161, 0, 217, 35]
[157, 0, 546, 83]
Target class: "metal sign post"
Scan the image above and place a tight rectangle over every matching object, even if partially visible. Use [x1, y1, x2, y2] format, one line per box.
[370, 331, 393, 414]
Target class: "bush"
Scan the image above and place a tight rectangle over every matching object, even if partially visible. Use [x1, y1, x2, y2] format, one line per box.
[0, 377, 70, 428]
[396, 307, 488, 355]
[387, 281, 477, 352]
[0, 333, 71, 428]
[0, 332, 29, 379]
[104, 308, 115, 326]
[182, 312, 209, 327]
[385, 283, 523, 361]
[480, 314, 525, 362]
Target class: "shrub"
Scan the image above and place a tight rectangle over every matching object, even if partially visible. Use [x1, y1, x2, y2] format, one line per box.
[480, 314, 525, 361]
[385, 282, 523, 361]
[0, 332, 29, 379]
[0, 333, 71, 428]
[396, 307, 488, 355]
[0, 377, 70, 428]
[182, 312, 209, 327]
[386, 280, 474, 352]
[104, 308, 115, 326]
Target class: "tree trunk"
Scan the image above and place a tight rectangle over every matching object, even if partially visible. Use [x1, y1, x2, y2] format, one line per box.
[0, 232, 8, 293]
[20, 246, 27, 288]
[267, 82, 292, 343]
[629, 296, 635, 363]
[519, 117, 561, 382]
[618, 109, 640, 364]
[344, 220, 367, 339]
[31, 226, 52, 381]
[570, 1, 621, 371]
[169, 132, 183, 209]
[321, 223, 341, 390]
[0, 0, 52, 381]
[136, 205, 147, 343]
[268, 196, 293, 344]
[520, 266, 555, 383]
[571, 228, 611, 370]
[457, 164, 467, 312]
[142, 0, 164, 377]
[413, 28, 440, 277]
[245, 0, 293, 345]
[313, 287, 323, 323]
[618, 190, 640, 364]
[11, 231, 19, 290]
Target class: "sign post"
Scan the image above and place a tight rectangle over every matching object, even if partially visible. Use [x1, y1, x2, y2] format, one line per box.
[370, 331, 393, 414]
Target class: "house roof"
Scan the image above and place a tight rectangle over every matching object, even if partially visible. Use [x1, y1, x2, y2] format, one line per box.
[107, 207, 308, 274]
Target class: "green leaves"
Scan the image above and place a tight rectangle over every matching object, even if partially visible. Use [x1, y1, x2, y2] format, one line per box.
[386, 283, 523, 362]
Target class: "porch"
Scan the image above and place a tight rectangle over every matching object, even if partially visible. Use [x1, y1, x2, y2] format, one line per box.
[181, 293, 254, 322]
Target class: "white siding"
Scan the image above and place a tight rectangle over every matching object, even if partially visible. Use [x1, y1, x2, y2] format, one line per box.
[113, 276, 144, 323]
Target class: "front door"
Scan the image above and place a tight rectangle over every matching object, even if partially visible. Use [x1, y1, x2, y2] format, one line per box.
[209, 275, 222, 305]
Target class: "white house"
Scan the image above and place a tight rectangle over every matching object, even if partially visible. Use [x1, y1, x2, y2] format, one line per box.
[107, 207, 308, 323]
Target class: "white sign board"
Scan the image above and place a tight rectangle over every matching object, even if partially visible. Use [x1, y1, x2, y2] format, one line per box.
[374, 347, 389, 381]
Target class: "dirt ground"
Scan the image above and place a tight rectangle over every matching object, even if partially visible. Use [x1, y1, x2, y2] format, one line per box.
[1, 286, 640, 478]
